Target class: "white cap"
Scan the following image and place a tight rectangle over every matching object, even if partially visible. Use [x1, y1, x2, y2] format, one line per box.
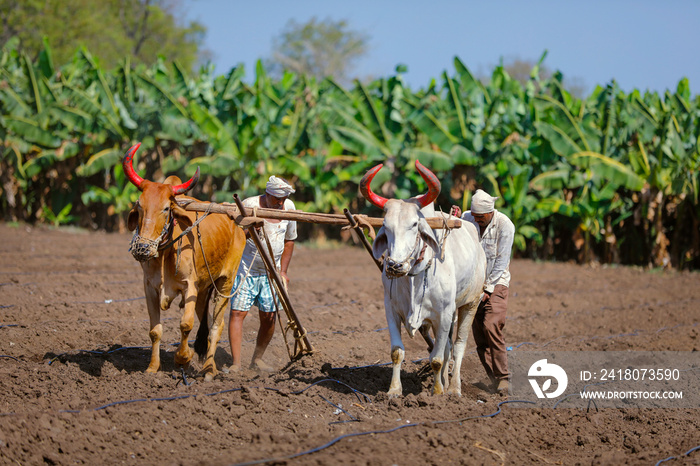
[265, 176, 295, 198]
[471, 189, 498, 214]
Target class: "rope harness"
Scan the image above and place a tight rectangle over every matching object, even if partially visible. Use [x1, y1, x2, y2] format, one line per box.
[128, 204, 211, 262]
[196, 205, 257, 300]
[129, 202, 247, 300]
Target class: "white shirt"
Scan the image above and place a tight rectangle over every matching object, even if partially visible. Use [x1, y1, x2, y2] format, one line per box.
[237, 195, 297, 276]
[462, 209, 514, 293]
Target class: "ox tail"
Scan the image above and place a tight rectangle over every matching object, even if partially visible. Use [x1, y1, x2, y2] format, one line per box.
[194, 288, 213, 362]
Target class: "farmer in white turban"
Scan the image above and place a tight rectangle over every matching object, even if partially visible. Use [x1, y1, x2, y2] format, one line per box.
[228, 176, 297, 373]
[451, 189, 515, 394]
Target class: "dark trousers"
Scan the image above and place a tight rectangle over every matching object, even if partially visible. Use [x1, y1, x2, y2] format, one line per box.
[472, 284, 509, 383]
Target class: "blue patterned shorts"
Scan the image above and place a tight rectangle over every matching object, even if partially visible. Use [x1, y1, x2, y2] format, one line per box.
[229, 274, 277, 313]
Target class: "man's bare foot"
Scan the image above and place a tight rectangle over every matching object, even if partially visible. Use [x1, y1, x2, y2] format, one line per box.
[222, 364, 241, 374]
[250, 359, 275, 373]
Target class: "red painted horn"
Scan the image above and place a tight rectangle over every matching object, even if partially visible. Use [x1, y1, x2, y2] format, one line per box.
[414, 160, 441, 207]
[122, 143, 145, 190]
[360, 164, 389, 210]
[171, 167, 200, 195]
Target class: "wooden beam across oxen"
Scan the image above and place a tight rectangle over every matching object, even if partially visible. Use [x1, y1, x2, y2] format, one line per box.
[175, 198, 462, 230]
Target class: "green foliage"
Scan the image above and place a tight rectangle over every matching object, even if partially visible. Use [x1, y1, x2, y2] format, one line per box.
[1, 39, 699, 269]
[0, 0, 205, 71]
[41, 203, 78, 227]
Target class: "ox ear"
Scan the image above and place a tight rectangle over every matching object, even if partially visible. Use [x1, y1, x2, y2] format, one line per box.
[127, 205, 139, 232]
[164, 175, 183, 186]
[418, 219, 440, 255]
[372, 226, 388, 261]
[171, 204, 193, 228]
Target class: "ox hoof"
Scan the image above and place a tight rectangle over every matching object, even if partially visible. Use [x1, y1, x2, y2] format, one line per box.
[174, 352, 194, 366]
[430, 359, 443, 373]
[447, 388, 462, 397]
[387, 388, 402, 398]
[145, 367, 159, 374]
[204, 372, 215, 383]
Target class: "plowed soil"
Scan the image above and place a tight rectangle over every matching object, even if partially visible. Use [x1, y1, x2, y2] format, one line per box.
[0, 223, 699, 465]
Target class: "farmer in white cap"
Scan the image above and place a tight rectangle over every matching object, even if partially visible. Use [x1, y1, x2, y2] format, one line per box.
[228, 176, 298, 372]
[451, 189, 515, 394]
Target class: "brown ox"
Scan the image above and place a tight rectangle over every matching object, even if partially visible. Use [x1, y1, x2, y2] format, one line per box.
[124, 143, 246, 381]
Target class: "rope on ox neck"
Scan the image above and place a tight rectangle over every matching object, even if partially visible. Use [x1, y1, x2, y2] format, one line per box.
[407, 235, 433, 277]
[404, 209, 452, 278]
[195, 202, 261, 300]
[159, 208, 210, 251]
[196, 203, 250, 299]
[438, 206, 454, 261]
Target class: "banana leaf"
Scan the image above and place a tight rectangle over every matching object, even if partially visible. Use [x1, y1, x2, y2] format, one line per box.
[5, 116, 61, 147]
[570, 151, 645, 191]
[77, 147, 123, 177]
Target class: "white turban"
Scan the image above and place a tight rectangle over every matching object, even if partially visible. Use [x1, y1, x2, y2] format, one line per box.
[471, 189, 498, 214]
[265, 176, 295, 198]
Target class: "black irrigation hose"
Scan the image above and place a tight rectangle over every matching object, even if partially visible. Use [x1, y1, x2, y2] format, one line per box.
[178, 367, 191, 387]
[231, 399, 536, 466]
[432, 399, 536, 425]
[655, 444, 700, 466]
[553, 381, 610, 410]
[319, 394, 359, 424]
[75, 378, 366, 412]
[9, 334, 699, 463]
[277, 378, 371, 404]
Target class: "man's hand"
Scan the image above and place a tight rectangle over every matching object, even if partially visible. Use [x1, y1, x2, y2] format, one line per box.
[450, 205, 462, 218]
[238, 217, 264, 229]
[280, 271, 290, 289]
[481, 291, 491, 302]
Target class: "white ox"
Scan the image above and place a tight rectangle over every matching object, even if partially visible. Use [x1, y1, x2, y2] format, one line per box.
[361, 161, 486, 396]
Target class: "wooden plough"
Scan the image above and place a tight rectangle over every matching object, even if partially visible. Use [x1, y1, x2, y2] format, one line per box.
[175, 197, 461, 361]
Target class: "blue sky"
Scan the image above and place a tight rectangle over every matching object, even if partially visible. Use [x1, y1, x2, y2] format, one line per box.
[183, 0, 700, 95]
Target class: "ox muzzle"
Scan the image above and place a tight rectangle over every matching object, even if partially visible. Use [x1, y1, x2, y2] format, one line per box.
[384, 257, 412, 278]
[384, 235, 429, 278]
[129, 234, 161, 262]
[129, 215, 173, 262]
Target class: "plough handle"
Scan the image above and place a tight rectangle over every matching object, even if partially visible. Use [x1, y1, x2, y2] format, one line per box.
[232, 194, 313, 357]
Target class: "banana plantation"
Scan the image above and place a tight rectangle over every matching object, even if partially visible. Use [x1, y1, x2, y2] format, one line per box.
[1, 40, 699, 269]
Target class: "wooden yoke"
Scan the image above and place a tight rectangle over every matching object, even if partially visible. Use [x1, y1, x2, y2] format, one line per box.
[175, 198, 462, 230]
[232, 194, 313, 360]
